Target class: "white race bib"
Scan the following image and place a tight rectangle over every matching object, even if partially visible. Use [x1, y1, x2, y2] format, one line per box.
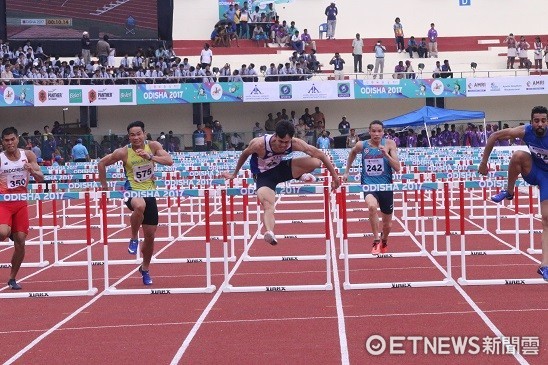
[133, 163, 154, 182]
[364, 158, 384, 176]
[7, 173, 27, 189]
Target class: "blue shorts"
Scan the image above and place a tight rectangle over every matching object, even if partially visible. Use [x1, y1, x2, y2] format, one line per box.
[254, 159, 295, 191]
[364, 191, 394, 214]
[523, 163, 548, 201]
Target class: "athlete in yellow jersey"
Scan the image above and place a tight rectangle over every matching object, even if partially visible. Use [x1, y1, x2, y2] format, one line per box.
[99, 121, 173, 285]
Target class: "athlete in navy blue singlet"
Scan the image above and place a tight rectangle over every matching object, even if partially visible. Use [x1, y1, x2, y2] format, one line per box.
[479, 105, 548, 281]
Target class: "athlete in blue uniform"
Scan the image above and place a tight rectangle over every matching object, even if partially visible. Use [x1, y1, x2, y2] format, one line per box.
[343, 120, 401, 254]
[223, 121, 340, 245]
[479, 105, 548, 281]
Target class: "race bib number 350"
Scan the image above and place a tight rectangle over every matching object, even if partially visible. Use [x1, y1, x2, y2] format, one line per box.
[8, 173, 27, 189]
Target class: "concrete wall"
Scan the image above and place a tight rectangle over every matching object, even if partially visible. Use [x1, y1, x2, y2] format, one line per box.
[173, 0, 548, 40]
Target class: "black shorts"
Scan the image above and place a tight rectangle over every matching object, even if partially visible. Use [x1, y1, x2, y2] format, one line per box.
[254, 159, 295, 191]
[364, 191, 394, 214]
[125, 197, 159, 225]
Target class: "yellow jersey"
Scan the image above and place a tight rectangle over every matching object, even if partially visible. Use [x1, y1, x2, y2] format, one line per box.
[124, 142, 155, 191]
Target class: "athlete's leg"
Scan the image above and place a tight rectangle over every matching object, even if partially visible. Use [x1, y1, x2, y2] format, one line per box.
[364, 194, 381, 240]
[140, 224, 157, 271]
[257, 186, 276, 232]
[129, 197, 146, 239]
[506, 151, 532, 193]
[380, 212, 393, 242]
[0, 224, 10, 241]
[10, 232, 26, 280]
[290, 157, 322, 179]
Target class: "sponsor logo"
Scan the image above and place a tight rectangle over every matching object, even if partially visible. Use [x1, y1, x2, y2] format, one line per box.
[29, 292, 49, 297]
[186, 258, 203, 263]
[391, 283, 412, 288]
[3, 86, 15, 104]
[91, 261, 105, 266]
[119, 89, 133, 103]
[282, 257, 298, 261]
[266, 286, 286, 291]
[307, 83, 320, 94]
[470, 251, 486, 255]
[88, 89, 97, 103]
[210, 83, 223, 100]
[338, 82, 351, 97]
[38, 90, 47, 103]
[279, 84, 292, 99]
[151, 289, 171, 294]
[504, 280, 525, 285]
[431, 80, 444, 96]
[376, 254, 393, 258]
[69, 89, 83, 103]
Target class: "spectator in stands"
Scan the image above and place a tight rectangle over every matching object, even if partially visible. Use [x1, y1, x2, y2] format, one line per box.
[533, 36, 543, 70]
[346, 128, 359, 148]
[393, 60, 405, 79]
[441, 59, 453, 78]
[432, 60, 442, 78]
[393, 17, 404, 53]
[212, 120, 224, 150]
[1, 64, 13, 84]
[373, 40, 386, 79]
[352, 33, 364, 73]
[193, 124, 206, 152]
[81, 31, 91, 65]
[252, 24, 268, 47]
[298, 29, 315, 51]
[312, 107, 326, 129]
[265, 63, 278, 81]
[96, 35, 110, 67]
[329, 52, 345, 80]
[224, 4, 236, 23]
[275, 22, 290, 47]
[405, 60, 415, 79]
[200, 43, 213, 69]
[325, 2, 338, 40]
[51, 121, 63, 135]
[31, 141, 41, 159]
[239, 2, 250, 39]
[427, 23, 438, 58]
[517, 36, 530, 68]
[229, 69, 243, 82]
[291, 30, 304, 53]
[226, 22, 240, 47]
[295, 119, 306, 140]
[230, 133, 245, 150]
[265, 113, 276, 132]
[504, 33, 517, 69]
[406, 36, 418, 58]
[317, 130, 331, 149]
[253, 122, 265, 137]
[266, 2, 277, 21]
[338, 116, 351, 135]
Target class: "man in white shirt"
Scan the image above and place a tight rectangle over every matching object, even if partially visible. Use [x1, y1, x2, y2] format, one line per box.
[200, 43, 213, 68]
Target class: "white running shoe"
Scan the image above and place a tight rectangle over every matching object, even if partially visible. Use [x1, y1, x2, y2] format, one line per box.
[299, 173, 317, 183]
[264, 230, 278, 245]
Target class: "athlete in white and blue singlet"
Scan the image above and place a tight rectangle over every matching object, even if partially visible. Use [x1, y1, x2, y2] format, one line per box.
[343, 120, 401, 254]
[479, 105, 548, 281]
[223, 120, 340, 245]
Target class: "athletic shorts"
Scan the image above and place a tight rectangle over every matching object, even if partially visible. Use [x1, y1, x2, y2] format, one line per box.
[364, 191, 394, 214]
[254, 159, 295, 191]
[0, 201, 29, 234]
[125, 197, 159, 225]
[523, 163, 548, 201]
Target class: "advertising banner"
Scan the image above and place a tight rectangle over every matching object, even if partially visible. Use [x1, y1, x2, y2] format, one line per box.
[354, 78, 466, 99]
[0, 85, 34, 107]
[466, 76, 548, 97]
[33, 85, 136, 106]
[136, 82, 243, 104]
[243, 80, 354, 102]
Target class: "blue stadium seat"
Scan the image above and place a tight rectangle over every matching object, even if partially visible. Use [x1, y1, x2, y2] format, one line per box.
[318, 23, 328, 39]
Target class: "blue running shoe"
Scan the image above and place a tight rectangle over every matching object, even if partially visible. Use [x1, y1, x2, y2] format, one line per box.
[7, 278, 21, 290]
[139, 265, 153, 285]
[538, 266, 548, 282]
[491, 190, 514, 203]
[128, 239, 139, 255]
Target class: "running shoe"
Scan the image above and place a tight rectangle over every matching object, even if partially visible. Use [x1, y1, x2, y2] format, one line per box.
[128, 239, 139, 255]
[538, 266, 548, 282]
[299, 173, 317, 183]
[264, 230, 278, 245]
[139, 265, 153, 285]
[491, 190, 514, 203]
[7, 278, 21, 290]
[371, 239, 381, 254]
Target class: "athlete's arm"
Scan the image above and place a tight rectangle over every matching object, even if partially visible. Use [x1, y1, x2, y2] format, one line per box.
[222, 137, 262, 179]
[382, 139, 401, 173]
[98, 147, 126, 189]
[343, 141, 363, 182]
[292, 137, 340, 189]
[479, 125, 525, 175]
[24, 150, 44, 183]
[148, 141, 173, 166]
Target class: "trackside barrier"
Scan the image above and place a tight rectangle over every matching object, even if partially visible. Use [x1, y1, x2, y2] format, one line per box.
[341, 183, 453, 290]
[103, 191, 216, 295]
[0, 192, 98, 298]
[223, 185, 333, 293]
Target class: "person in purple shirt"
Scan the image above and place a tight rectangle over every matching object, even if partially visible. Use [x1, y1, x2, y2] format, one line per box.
[429, 130, 437, 147]
[450, 124, 460, 146]
[477, 125, 487, 147]
[406, 129, 417, 147]
[439, 124, 451, 146]
[427, 23, 438, 58]
[435, 127, 444, 147]
[463, 124, 480, 147]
